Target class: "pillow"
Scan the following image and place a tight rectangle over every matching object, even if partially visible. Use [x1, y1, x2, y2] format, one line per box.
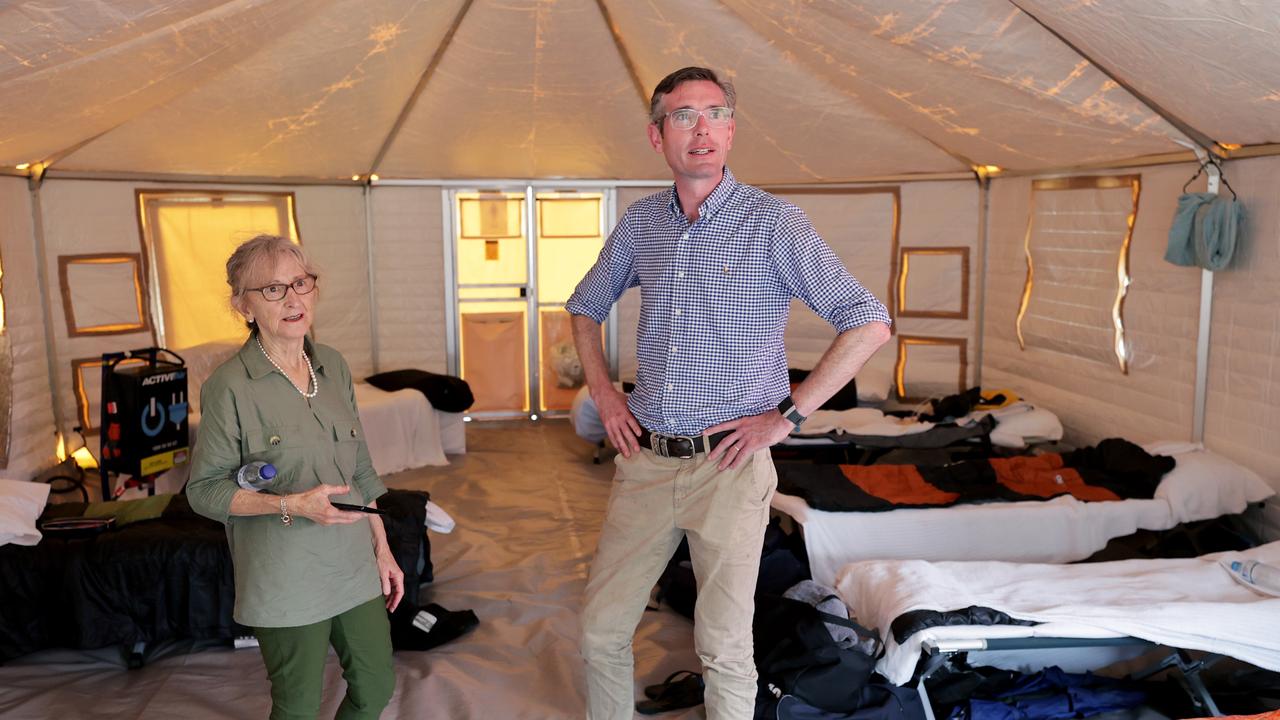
[988, 404, 1064, 449]
[0, 480, 51, 547]
[1144, 442, 1276, 524]
[175, 340, 241, 415]
[855, 367, 893, 405]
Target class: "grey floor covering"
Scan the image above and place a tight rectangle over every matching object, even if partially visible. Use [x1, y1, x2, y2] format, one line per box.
[0, 421, 705, 719]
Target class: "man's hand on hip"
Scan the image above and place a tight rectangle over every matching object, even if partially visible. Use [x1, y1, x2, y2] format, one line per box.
[705, 411, 793, 471]
[595, 386, 641, 457]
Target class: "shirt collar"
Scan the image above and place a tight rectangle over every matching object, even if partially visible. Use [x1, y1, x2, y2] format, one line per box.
[666, 166, 738, 222]
[239, 333, 325, 380]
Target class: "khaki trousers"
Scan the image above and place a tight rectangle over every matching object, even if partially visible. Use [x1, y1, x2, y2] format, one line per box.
[581, 443, 777, 720]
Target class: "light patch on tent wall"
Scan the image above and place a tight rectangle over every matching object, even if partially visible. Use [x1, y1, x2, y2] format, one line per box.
[1015, 175, 1139, 374]
[894, 335, 968, 404]
[58, 254, 150, 337]
[896, 246, 969, 319]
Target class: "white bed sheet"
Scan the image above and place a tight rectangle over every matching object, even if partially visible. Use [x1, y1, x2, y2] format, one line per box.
[353, 382, 449, 475]
[783, 492, 1172, 588]
[775, 442, 1275, 588]
[834, 541, 1280, 685]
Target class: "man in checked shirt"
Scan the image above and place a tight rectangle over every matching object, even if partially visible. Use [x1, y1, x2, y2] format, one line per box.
[567, 66, 892, 720]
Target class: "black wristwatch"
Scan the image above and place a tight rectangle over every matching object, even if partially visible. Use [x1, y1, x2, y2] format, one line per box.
[777, 396, 806, 431]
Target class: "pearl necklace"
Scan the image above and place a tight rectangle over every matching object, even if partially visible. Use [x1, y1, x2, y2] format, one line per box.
[257, 336, 318, 399]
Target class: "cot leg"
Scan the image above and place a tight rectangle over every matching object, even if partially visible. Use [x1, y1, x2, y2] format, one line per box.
[1132, 649, 1223, 717]
[1174, 650, 1223, 717]
[913, 651, 951, 720]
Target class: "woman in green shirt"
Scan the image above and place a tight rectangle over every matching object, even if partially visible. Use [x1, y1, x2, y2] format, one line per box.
[188, 234, 403, 720]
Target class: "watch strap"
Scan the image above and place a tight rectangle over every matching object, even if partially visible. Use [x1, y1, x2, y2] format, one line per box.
[777, 396, 806, 430]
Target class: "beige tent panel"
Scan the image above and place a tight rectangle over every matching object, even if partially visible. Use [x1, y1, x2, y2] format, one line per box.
[380, 0, 667, 181]
[1204, 156, 1280, 479]
[370, 185, 448, 374]
[59, 0, 462, 178]
[982, 164, 1199, 445]
[720, 0, 1187, 170]
[0, 178, 58, 476]
[0, 0, 312, 168]
[602, 0, 968, 181]
[1018, 0, 1280, 146]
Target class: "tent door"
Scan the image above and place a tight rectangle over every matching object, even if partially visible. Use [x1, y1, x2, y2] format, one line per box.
[448, 187, 615, 419]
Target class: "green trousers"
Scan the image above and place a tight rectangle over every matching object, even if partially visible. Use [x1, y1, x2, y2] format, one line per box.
[255, 596, 395, 720]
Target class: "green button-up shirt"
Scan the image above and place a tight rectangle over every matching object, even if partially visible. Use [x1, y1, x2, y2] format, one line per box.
[187, 335, 387, 628]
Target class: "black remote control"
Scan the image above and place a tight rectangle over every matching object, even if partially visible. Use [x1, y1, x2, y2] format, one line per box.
[330, 502, 390, 515]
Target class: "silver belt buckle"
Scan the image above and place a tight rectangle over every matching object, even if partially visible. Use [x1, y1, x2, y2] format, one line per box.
[651, 432, 696, 459]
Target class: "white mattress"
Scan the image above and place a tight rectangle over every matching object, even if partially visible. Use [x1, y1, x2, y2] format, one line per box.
[834, 541, 1280, 685]
[353, 382, 449, 474]
[781, 492, 1172, 588]
[776, 442, 1275, 587]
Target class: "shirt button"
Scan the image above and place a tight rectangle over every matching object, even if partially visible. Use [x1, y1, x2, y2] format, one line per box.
[671, 346, 677, 353]
[677, 271, 685, 278]
[667, 384, 674, 391]
[681, 233, 689, 241]
[674, 309, 682, 316]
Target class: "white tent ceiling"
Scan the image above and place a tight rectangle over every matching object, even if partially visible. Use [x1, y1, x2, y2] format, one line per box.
[1, 0, 1276, 183]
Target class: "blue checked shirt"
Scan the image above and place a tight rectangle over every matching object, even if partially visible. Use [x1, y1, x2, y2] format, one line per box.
[565, 168, 890, 436]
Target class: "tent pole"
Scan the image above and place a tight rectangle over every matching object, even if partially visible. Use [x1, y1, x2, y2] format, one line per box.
[973, 173, 991, 389]
[364, 183, 380, 374]
[26, 170, 69, 448]
[1190, 148, 1219, 445]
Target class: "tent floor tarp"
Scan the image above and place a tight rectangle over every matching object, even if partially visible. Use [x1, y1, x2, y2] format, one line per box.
[0, 422, 701, 720]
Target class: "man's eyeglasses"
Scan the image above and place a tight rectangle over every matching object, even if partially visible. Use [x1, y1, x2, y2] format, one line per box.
[664, 106, 734, 131]
[246, 274, 317, 302]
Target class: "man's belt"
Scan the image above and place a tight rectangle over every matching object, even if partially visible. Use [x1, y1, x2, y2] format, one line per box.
[636, 428, 732, 459]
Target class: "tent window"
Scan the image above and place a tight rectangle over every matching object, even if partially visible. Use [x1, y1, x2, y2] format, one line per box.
[137, 191, 300, 350]
[57, 254, 150, 336]
[1016, 175, 1140, 373]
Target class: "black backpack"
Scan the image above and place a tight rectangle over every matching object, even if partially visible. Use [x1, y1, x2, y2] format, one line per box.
[754, 595, 884, 713]
[656, 518, 808, 620]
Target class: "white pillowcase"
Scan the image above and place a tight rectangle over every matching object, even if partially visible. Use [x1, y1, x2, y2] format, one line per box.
[987, 403, 1064, 449]
[855, 366, 893, 404]
[1144, 441, 1276, 524]
[0, 479, 51, 547]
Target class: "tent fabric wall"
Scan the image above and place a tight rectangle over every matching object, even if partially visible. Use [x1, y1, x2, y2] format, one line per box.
[39, 181, 158, 441]
[294, 186, 373, 377]
[370, 185, 448, 375]
[1204, 155, 1280, 492]
[780, 181, 979, 400]
[884, 181, 981, 399]
[0, 178, 58, 479]
[982, 164, 1201, 446]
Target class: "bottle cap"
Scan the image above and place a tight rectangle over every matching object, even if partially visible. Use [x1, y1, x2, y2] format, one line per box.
[261, 463, 277, 480]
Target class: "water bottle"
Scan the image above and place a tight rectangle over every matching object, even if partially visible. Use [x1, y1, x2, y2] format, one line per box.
[1224, 559, 1280, 597]
[235, 461, 277, 492]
